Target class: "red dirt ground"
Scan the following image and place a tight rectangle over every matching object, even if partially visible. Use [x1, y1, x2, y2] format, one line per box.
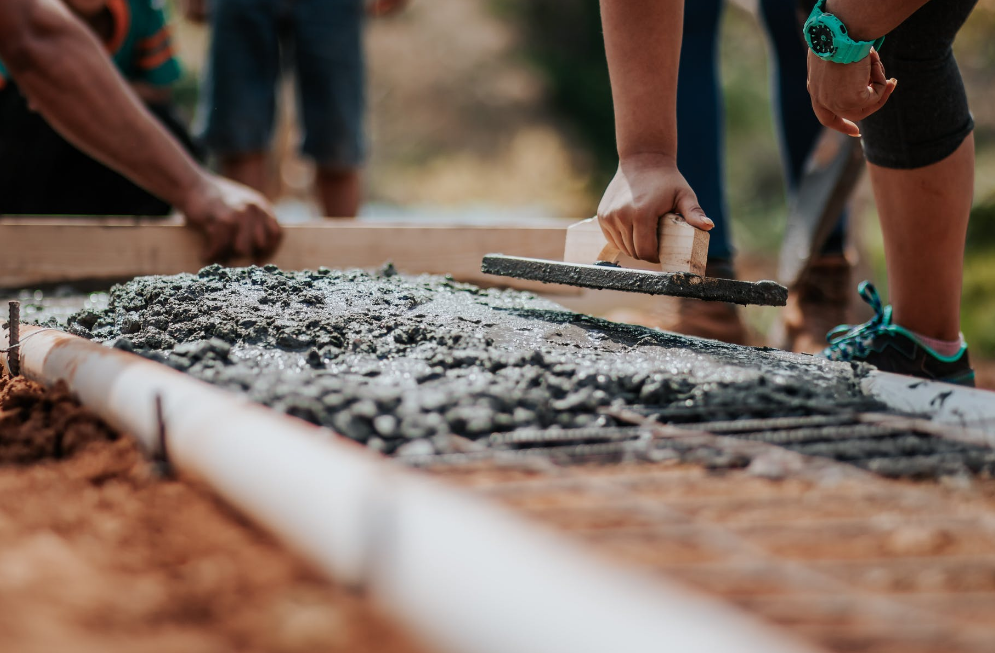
[0, 375, 427, 653]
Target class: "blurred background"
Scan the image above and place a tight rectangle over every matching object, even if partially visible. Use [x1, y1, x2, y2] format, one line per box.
[168, 0, 995, 386]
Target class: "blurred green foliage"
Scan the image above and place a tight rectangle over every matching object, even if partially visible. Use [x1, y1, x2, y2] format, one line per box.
[496, 0, 616, 189]
[505, 1, 789, 247]
[965, 195, 995, 356]
[968, 193, 995, 254]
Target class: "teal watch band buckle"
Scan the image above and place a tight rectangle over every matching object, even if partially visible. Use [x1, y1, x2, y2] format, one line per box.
[805, 2, 885, 64]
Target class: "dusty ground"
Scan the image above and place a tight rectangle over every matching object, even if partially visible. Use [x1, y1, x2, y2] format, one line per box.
[435, 459, 995, 653]
[0, 375, 426, 653]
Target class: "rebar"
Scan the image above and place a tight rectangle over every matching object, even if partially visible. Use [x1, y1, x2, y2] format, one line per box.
[7, 301, 19, 376]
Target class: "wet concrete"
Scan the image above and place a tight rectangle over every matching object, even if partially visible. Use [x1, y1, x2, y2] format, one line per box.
[64, 265, 869, 455]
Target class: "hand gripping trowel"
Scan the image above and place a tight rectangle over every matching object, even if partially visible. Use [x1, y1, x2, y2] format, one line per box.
[482, 214, 787, 306]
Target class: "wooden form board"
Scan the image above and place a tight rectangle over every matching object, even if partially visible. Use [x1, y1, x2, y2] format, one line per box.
[0, 217, 576, 293]
[563, 214, 708, 276]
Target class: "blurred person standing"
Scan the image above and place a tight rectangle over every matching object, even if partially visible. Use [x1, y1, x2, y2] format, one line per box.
[661, 0, 851, 351]
[0, 0, 202, 216]
[188, 0, 408, 218]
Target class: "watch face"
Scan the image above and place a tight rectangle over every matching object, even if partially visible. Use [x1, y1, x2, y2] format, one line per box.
[808, 23, 837, 56]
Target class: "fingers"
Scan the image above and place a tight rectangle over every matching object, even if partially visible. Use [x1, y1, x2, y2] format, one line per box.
[675, 190, 712, 231]
[254, 212, 283, 262]
[233, 216, 255, 259]
[866, 78, 897, 117]
[812, 100, 861, 137]
[869, 49, 887, 86]
[807, 50, 896, 136]
[597, 216, 621, 255]
[252, 214, 270, 263]
[632, 216, 658, 263]
[617, 222, 636, 260]
[202, 222, 233, 264]
[865, 51, 896, 113]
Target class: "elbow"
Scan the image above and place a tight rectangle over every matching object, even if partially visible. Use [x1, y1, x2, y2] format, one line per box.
[0, 0, 75, 77]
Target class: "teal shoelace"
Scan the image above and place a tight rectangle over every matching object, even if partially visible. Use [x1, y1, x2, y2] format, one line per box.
[823, 281, 890, 361]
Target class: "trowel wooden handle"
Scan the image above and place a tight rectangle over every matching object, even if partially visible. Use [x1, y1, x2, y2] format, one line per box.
[658, 213, 708, 276]
[591, 213, 708, 276]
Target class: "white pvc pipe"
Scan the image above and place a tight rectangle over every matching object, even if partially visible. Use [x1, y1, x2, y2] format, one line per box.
[863, 371, 995, 441]
[3, 325, 815, 653]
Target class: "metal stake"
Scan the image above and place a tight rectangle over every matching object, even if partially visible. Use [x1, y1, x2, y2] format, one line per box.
[8, 301, 19, 376]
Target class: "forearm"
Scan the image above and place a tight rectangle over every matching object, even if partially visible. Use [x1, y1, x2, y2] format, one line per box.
[599, 0, 684, 161]
[131, 82, 173, 106]
[0, 0, 206, 210]
[825, 0, 931, 41]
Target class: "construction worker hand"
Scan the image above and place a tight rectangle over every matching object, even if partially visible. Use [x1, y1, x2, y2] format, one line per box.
[807, 48, 897, 137]
[367, 0, 409, 17]
[597, 154, 713, 264]
[181, 0, 209, 23]
[181, 174, 283, 264]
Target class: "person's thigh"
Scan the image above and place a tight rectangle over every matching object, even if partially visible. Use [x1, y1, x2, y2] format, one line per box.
[860, 0, 979, 170]
[291, 0, 366, 168]
[197, 0, 282, 156]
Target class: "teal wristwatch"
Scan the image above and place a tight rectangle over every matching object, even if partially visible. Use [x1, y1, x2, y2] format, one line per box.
[804, 0, 885, 64]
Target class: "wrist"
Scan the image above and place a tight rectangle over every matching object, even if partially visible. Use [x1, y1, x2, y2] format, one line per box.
[617, 151, 678, 169]
[824, 0, 879, 42]
[175, 170, 216, 217]
[806, 0, 884, 64]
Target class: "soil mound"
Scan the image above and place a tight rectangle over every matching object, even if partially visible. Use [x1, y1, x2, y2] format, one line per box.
[0, 376, 118, 464]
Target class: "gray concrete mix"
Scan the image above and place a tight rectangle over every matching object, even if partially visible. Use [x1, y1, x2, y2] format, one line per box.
[61, 265, 874, 456]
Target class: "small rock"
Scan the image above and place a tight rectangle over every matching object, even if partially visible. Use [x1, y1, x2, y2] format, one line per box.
[395, 439, 435, 458]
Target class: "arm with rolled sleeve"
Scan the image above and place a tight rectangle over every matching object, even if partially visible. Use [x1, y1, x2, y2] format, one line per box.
[0, 0, 281, 261]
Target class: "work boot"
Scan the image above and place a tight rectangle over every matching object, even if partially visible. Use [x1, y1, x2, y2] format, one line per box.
[603, 260, 748, 345]
[776, 253, 852, 354]
[669, 259, 749, 345]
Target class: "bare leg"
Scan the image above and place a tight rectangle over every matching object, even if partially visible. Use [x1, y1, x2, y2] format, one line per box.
[867, 133, 974, 341]
[220, 152, 270, 197]
[316, 167, 361, 218]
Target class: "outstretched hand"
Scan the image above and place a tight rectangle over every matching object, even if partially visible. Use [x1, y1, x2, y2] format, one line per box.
[181, 175, 283, 264]
[597, 154, 713, 264]
[807, 48, 897, 137]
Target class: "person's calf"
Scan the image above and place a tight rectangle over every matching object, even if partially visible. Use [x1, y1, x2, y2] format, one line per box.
[316, 166, 360, 218]
[220, 152, 269, 198]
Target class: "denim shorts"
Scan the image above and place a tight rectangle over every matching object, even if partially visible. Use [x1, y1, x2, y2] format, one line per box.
[197, 0, 366, 168]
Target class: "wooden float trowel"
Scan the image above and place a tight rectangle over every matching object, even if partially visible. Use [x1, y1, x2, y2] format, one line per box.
[482, 214, 787, 307]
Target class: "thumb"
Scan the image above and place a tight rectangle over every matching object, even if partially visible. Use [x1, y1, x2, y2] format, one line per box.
[676, 189, 713, 231]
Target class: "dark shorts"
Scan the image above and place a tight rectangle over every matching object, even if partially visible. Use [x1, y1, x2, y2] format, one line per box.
[0, 85, 199, 216]
[196, 0, 366, 168]
[859, 0, 978, 169]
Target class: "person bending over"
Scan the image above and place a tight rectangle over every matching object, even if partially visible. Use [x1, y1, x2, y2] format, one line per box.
[0, 0, 281, 262]
[803, 0, 976, 386]
[0, 0, 202, 216]
[668, 0, 852, 350]
[596, 0, 976, 385]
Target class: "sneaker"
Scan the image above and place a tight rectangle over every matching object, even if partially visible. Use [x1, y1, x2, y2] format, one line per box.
[820, 281, 976, 387]
[776, 253, 852, 354]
